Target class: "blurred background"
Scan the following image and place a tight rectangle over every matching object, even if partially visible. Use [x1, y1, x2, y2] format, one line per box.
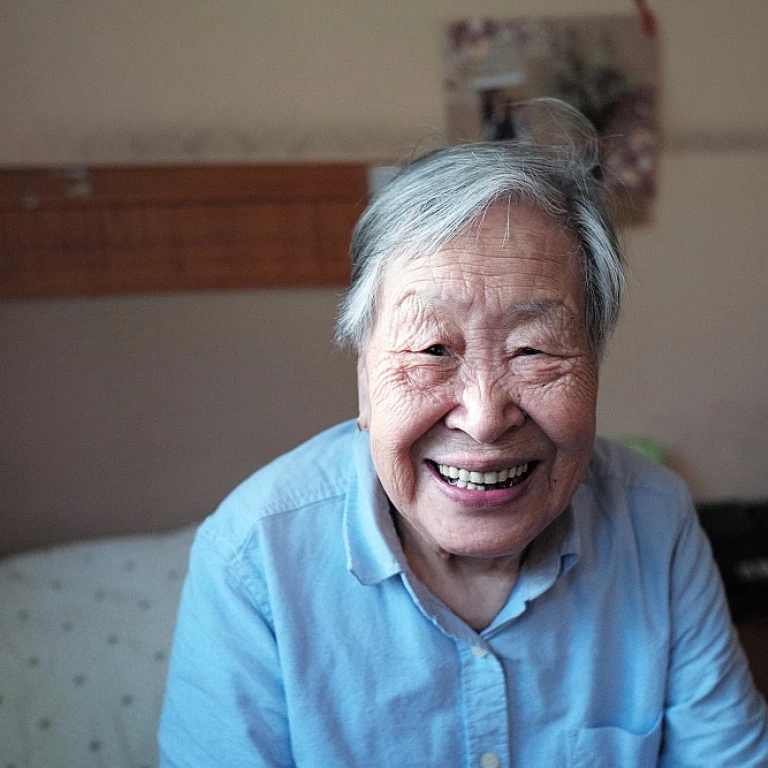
[1, 0, 767, 554]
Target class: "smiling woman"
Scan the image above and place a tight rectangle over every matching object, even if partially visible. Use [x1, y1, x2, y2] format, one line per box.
[357, 205, 598, 619]
[159, 102, 768, 767]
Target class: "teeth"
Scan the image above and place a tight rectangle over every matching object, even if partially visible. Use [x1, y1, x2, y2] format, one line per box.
[435, 462, 529, 490]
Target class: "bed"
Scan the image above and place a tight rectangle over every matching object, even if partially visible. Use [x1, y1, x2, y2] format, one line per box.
[0, 524, 196, 768]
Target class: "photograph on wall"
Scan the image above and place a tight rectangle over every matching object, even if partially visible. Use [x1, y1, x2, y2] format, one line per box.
[444, 15, 660, 221]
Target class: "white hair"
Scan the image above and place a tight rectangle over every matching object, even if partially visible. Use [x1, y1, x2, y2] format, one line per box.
[335, 101, 625, 359]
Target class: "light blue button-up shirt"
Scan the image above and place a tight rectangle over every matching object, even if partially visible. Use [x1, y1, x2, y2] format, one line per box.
[159, 420, 768, 766]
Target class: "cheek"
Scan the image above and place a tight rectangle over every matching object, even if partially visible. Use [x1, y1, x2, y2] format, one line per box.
[368, 357, 452, 432]
[367, 364, 415, 426]
[365, 359, 452, 497]
[524, 365, 598, 451]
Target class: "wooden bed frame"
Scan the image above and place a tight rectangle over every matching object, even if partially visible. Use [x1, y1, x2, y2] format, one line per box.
[0, 163, 369, 299]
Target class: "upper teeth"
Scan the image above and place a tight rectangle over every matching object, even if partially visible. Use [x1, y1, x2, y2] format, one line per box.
[436, 463, 529, 489]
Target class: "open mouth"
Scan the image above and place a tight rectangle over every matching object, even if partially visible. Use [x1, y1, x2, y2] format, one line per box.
[430, 460, 536, 491]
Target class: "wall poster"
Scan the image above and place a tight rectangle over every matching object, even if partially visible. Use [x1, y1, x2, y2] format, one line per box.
[444, 15, 659, 222]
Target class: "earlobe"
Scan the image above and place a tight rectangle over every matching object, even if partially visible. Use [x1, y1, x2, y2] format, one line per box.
[356, 356, 370, 430]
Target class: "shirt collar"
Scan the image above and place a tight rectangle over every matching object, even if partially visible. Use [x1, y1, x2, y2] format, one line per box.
[527, 501, 581, 577]
[344, 428, 404, 585]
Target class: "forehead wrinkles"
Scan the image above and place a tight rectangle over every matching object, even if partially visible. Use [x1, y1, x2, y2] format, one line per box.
[456, 215, 578, 278]
[384, 240, 581, 312]
[368, 205, 586, 345]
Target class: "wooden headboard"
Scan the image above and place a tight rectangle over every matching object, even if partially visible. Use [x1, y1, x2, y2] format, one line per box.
[0, 163, 369, 299]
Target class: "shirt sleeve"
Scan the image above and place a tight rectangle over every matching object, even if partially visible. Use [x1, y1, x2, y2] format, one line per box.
[660, 489, 768, 766]
[158, 524, 293, 768]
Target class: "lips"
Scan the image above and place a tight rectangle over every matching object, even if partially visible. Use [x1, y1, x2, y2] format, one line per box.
[430, 460, 536, 491]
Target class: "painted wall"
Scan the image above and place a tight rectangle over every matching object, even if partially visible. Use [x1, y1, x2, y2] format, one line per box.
[2, 0, 767, 552]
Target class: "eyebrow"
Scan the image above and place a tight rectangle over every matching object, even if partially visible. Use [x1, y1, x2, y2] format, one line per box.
[503, 299, 573, 321]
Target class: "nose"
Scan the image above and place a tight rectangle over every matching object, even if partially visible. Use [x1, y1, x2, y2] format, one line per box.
[443, 373, 526, 444]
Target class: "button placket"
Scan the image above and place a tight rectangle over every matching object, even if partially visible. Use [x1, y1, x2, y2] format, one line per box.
[459, 642, 509, 768]
[471, 645, 489, 659]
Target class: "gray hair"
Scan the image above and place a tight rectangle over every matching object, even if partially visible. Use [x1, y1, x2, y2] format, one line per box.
[335, 101, 625, 358]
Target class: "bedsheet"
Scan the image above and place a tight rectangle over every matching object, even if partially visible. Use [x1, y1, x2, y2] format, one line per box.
[0, 524, 196, 768]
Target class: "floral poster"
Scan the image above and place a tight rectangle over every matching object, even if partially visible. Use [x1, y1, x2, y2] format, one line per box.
[444, 15, 660, 222]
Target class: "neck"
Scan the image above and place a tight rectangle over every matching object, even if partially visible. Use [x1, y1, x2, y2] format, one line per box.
[393, 509, 522, 632]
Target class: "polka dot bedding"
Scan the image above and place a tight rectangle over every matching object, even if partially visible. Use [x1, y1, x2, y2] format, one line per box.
[0, 524, 196, 768]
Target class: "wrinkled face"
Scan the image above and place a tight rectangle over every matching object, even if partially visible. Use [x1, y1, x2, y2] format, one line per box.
[357, 204, 598, 560]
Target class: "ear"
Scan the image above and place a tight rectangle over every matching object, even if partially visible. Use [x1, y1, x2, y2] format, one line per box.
[356, 355, 370, 430]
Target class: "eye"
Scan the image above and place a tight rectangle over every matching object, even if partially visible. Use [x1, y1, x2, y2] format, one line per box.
[518, 347, 541, 356]
[422, 344, 448, 357]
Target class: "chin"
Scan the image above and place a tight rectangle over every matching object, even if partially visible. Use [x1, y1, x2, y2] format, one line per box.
[446, 538, 526, 560]
[424, 513, 541, 561]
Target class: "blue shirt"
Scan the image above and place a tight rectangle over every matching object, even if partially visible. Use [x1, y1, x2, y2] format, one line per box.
[159, 420, 768, 766]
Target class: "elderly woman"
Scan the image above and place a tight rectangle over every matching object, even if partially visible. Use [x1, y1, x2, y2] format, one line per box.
[159, 109, 767, 766]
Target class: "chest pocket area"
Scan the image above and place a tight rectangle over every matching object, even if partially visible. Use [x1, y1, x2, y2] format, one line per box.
[567, 714, 663, 767]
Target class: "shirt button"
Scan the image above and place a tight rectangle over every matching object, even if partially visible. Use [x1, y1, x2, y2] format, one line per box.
[480, 752, 501, 768]
[471, 645, 489, 658]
